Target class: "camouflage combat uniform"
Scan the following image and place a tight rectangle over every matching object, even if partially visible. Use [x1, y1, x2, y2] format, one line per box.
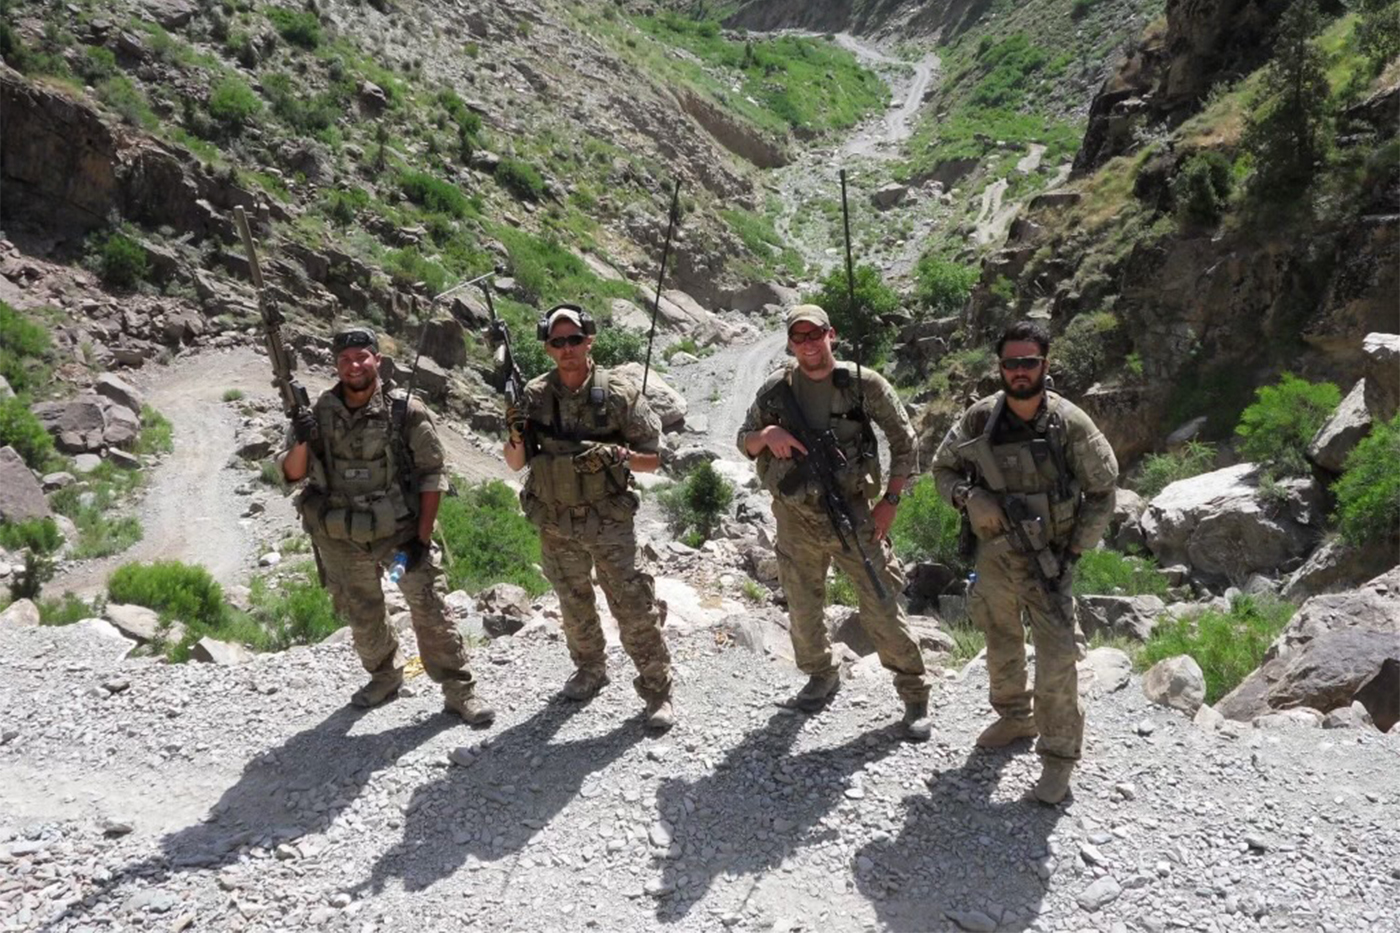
[518, 365, 671, 704]
[738, 361, 930, 704]
[931, 390, 1118, 761]
[280, 385, 477, 703]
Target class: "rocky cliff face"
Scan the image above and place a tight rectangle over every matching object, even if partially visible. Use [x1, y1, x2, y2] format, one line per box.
[722, 0, 994, 41]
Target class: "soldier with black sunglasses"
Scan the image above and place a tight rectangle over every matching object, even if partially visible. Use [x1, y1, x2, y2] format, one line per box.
[502, 305, 675, 731]
[930, 320, 1119, 804]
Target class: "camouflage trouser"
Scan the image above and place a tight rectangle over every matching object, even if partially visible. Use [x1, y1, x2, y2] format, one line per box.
[968, 538, 1084, 760]
[537, 512, 671, 702]
[314, 528, 476, 701]
[772, 498, 929, 704]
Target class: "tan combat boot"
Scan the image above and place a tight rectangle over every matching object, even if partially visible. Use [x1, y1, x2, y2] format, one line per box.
[975, 715, 1039, 748]
[901, 700, 932, 742]
[350, 670, 404, 708]
[1033, 757, 1075, 805]
[644, 697, 676, 732]
[562, 668, 610, 701]
[445, 692, 496, 727]
[788, 672, 841, 712]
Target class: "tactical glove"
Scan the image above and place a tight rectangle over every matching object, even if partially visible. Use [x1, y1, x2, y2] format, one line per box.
[573, 442, 628, 474]
[402, 536, 429, 572]
[504, 401, 527, 446]
[291, 408, 318, 444]
[964, 488, 1009, 539]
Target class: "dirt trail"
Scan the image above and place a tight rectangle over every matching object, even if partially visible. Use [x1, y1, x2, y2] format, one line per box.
[834, 34, 939, 159]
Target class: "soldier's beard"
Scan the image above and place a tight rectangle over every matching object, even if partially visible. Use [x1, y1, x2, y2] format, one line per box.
[343, 373, 376, 392]
[1002, 371, 1044, 400]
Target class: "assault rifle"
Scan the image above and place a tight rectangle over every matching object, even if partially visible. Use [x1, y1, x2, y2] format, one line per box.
[771, 382, 888, 601]
[233, 206, 314, 439]
[478, 279, 533, 456]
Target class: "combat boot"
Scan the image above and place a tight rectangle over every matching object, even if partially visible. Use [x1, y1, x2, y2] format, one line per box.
[1033, 756, 1075, 805]
[901, 700, 932, 742]
[975, 715, 1039, 748]
[445, 692, 496, 727]
[350, 670, 404, 708]
[789, 672, 841, 712]
[562, 668, 610, 701]
[644, 697, 676, 732]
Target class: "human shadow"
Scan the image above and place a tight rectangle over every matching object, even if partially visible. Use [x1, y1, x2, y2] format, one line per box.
[356, 695, 645, 895]
[651, 708, 905, 922]
[854, 747, 1064, 931]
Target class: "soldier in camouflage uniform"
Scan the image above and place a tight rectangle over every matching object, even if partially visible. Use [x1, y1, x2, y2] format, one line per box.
[931, 320, 1118, 803]
[502, 306, 674, 732]
[738, 305, 932, 741]
[280, 327, 493, 726]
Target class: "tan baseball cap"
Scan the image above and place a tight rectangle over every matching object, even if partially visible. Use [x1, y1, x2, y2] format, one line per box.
[545, 306, 584, 334]
[785, 304, 830, 331]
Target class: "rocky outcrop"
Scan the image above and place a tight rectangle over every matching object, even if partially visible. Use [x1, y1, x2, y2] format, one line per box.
[674, 88, 790, 170]
[1216, 569, 1400, 729]
[1076, 595, 1165, 642]
[611, 363, 687, 429]
[1307, 379, 1371, 474]
[0, 598, 40, 627]
[30, 393, 145, 454]
[1282, 537, 1399, 602]
[0, 446, 51, 522]
[1362, 333, 1399, 421]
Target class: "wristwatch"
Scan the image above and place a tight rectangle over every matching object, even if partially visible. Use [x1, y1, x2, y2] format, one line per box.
[882, 491, 901, 507]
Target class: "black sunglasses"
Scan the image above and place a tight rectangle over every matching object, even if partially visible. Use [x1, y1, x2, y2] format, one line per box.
[1000, 356, 1045, 371]
[788, 327, 830, 345]
[547, 334, 588, 349]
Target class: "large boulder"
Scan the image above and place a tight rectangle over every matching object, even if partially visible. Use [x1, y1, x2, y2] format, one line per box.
[652, 289, 741, 347]
[190, 636, 254, 665]
[610, 363, 687, 429]
[1282, 536, 1398, 602]
[93, 373, 145, 414]
[1216, 569, 1400, 729]
[102, 401, 142, 450]
[0, 446, 52, 522]
[1139, 464, 1324, 580]
[1362, 333, 1399, 421]
[0, 598, 40, 627]
[415, 317, 467, 370]
[106, 604, 165, 643]
[1307, 379, 1371, 474]
[1142, 654, 1206, 715]
[1076, 595, 1165, 641]
[30, 398, 107, 453]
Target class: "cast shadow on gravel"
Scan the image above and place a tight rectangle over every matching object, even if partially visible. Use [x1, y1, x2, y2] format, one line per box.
[356, 696, 645, 895]
[854, 748, 1063, 932]
[652, 708, 904, 923]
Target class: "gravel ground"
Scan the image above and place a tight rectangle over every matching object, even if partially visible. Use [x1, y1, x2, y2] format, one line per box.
[2, 618, 1397, 933]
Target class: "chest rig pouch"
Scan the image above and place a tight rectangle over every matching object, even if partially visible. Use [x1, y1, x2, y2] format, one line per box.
[756, 366, 881, 504]
[522, 368, 633, 533]
[298, 391, 416, 545]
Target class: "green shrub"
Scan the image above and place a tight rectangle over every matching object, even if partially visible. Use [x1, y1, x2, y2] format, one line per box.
[222, 388, 245, 402]
[8, 550, 53, 601]
[383, 247, 448, 295]
[437, 479, 548, 596]
[245, 562, 342, 649]
[804, 263, 900, 368]
[890, 476, 966, 571]
[944, 621, 987, 664]
[97, 76, 157, 130]
[1333, 412, 1400, 545]
[970, 34, 1051, 109]
[0, 301, 50, 395]
[658, 461, 734, 545]
[49, 464, 144, 559]
[261, 72, 348, 133]
[591, 326, 646, 368]
[1171, 151, 1233, 228]
[495, 157, 546, 201]
[266, 6, 322, 48]
[1140, 594, 1295, 703]
[1054, 311, 1118, 391]
[134, 405, 174, 456]
[1235, 373, 1340, 477]
[826, 567, 858, 607]
[77, 45, 118, 84]
[1242, 1, 1331, 200]
[97, 233, 149, 288]
[321, 186, 371, 225]
[913, 255, 978, 317]
[0, 518, 62, 555]
[207, 75, 262, 131]
[399, 170, 470, 217]
[1134, 440, 1217, 499]
[38, 592, 91, 626]
[1072, 549, 1169, 597]
[108, 560, 225, 627]
[0, 396, 54, 469]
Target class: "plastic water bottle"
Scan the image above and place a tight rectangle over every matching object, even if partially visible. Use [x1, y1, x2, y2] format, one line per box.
[386, 552, 409, 586]
[966, 570, 978, 592]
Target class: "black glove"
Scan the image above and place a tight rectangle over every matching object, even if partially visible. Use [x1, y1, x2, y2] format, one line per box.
[291, 408, 317, 444]
[403, 536, 429, 572]
[1057, 550, 1080, 586]
[505, 401, 527, 445]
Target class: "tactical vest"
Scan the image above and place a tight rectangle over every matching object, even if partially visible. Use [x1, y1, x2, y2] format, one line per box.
[960, 393, 1080, 543]
[755, 364, 880, 503]
[297, 389, 417, 544]
[522, 368, 632, 522]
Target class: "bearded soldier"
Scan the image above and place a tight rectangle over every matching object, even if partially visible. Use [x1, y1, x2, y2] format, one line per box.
[738, 304, 932, 741]
[280, 327, 494, 725]
[931, 320, 1118, 804]
[503, 305, 674, 732]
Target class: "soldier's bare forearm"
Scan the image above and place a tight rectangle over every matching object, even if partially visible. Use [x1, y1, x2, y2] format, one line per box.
[417, 491, 442, 543]
[503, 438, 528, 471]
[742, 430, 768, 457]
[281, 444, 309, 482]
[628, 451, 661, 473]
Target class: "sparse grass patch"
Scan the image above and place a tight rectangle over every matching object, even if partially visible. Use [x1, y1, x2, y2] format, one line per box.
[242, 561, 342, 651]
[741, 578, 766, 603]
[0, 396, 55, 469]
[97, 76, 158, 130]
[0, 518, 63, 556]
[1072, 549, 1169, 598]
[50, 463, 145, 559]
[222, 388, 245, 402]
[1140, 595, 1296, 703]
[134, 405, 174, 456]
[945, 622, 986, 665]
[1134, 441, 1217, 500]
[826, 568, 858, 607]
[0, 301, 51, 395]
[38, 592, 93, 626]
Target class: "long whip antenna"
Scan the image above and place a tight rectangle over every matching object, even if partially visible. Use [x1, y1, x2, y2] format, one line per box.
[641, 179, 682, 396]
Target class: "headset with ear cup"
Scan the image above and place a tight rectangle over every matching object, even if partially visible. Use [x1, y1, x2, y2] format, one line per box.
[536, 303, 598, 341]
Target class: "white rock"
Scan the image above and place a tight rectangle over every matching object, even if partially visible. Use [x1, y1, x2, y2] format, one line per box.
[1142, 655, 1207, 715]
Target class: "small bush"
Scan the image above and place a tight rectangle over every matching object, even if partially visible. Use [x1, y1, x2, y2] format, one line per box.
[1140, 594, 1295, 703]
[49, 464, 144, 559]
[1054, 311, 1118, 391]
[399, 170, 470, 218]
[592, 326, 646, 368]
[383, 247, 448, 295]
[913, 255, 978, 317]
[1235, 374, 1340, 477]
[266, 6, 322, 48]
[1072, 549, 1169, 598]
[1134, 440, 1217, 499]
[663, 337, 713, 362]
[261, 72, 347, 133]
[890, 476, 966, 571]
[97, 233, 149, 289]
[207, 75, 262, 132]
[1171, 151, 1233, 228]
[97, 76, 157, 130]
[495, 157, 546, 201]
[0, 396, 54, 469]
[222, 388, 245, 402]
[826, 567, 858, 607]
[321, 186, 371, 226]
[8, 550, 53, 601]
[134, 405, 174, 456]
[0, 518, 62, 555]
[1333, 412, 1400, 545]
[438, 479, 548, 596]
[0, 301, 50, 395]
[77, 45, 118, 84]
[1070, 0, 1097, 19]
[108, 560, 226, 628]
[804, 263, 900, 368]
[245, 562, 342, 650]
[658, 461, 734, 545]
[38, 592, 91, 626]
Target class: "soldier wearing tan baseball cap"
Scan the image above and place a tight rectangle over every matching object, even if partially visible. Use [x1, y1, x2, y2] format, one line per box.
[785, 304, 831, 332]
